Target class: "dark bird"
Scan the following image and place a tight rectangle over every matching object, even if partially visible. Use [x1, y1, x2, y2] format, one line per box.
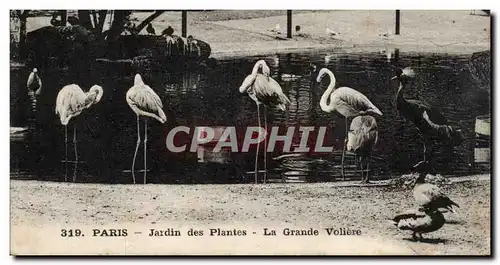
[410, 161, 460, 213]
[295, 25, 301, 32]
[346, 115, 378, 183]
[162, 26, 174, 36]
[27, 68, 42, 96]
[146, 23, 156, 35]
[388, 207, 445, 241]
[50, 13, 64, 27]
[391, 67, 463, 163]
[67, 15, 80, 26]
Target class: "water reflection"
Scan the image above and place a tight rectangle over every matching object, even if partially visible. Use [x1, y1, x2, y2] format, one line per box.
[9, 50, 490, 184]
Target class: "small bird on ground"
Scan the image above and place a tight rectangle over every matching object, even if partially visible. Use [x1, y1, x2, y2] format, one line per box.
[269, 23, 281, 34]
[146, 23, 156, 35]
[389, 207, 445, 241]
[326, 27, 340, 37]
[411, 161, 460, 213]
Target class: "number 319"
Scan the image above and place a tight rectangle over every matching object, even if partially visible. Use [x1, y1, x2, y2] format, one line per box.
[61, 229, 82, 237]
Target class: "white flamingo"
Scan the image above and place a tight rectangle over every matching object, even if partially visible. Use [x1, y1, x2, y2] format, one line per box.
[126, 73, 166, 184]
[239, 60, 290, 184]
[55, 84, 103, 181]
[316, 68, 382, 179]
[346, 115, 379, 183]
[26, 68, 42, 96]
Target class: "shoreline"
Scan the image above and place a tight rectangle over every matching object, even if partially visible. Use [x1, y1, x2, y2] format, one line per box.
[210, 43, 490, 60]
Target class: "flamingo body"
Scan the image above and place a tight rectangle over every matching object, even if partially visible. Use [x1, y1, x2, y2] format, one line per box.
[239, 60, 290, 184]
[316, 68, 382, 179]
[347, 115, 378, 183]
[126, 74, 166, 185]
[55, 84, 103, 125]
[126, 74, 166, 123]
[317, 68, 382, 117]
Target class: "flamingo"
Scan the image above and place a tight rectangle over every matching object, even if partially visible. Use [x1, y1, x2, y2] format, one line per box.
[391, 67, 463, 165]
[346, 115, 378, 183]
[55, 84, 103, 181]
[26, 68, 42, 96]
[126, 73, 166, 184]
[316, 67, 382, 180]
[388, 206, 446, 241]
[239, 60, 290, 184]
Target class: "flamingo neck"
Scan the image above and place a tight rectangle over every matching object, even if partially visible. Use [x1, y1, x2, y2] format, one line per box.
[396, 80, 408, 106]
[251, 61, 265, 76]
[319, 71, 337, 112]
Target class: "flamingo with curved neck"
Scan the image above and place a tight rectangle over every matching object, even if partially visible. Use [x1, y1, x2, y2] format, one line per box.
[316, 67, 382, 180]
[238, 59, 290, 184]
[317, 68, 338, 113]
[239, 60, 271, 93]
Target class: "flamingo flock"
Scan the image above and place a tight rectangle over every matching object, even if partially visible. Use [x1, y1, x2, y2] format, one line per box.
[31, 59, 462, 187]
[25, 54, 465, 243]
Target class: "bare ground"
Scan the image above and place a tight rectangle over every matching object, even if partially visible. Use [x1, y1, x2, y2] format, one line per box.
[10, 175, 491, 255]
[24, 10, 490, 59]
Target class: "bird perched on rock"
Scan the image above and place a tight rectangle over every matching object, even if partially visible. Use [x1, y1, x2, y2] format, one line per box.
[162, 26, 174, 36]
[411, 161, 460, 213]
[389, 207, 445, 241]
[146, 23, 156, 35]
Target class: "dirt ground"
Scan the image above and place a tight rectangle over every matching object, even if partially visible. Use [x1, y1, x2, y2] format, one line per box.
[10, 175, 491, 255]
[24, 10, 490, 59]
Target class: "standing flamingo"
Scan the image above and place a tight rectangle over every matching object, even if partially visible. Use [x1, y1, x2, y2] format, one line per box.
[55, 84, 103, 181]
[239, 60, 290, 184]
[27, 68, 42, 96]
[346, 115, 379, 183]
[316, 68, 382, 179]
[126, 73, 166, 184]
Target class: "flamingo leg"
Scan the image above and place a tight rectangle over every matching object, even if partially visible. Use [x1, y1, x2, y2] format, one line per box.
[144, 119, 147, 185]
[131, 115, 140, 184]
[366, 158, 370, 183]
[263, 106, 267, 184]
[354, 154, 359, 179]
[74, 122, 78, 162]
[255, 102, 260, 184]
[64, 125, 68, 181]
[341, 117, 348, 180]
[73, 123, 77, 182]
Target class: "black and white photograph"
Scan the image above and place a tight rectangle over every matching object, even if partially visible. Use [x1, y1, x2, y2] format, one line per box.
[7, 4, 492, 256]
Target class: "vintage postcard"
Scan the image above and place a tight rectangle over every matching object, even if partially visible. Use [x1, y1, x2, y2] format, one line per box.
[9, 8, 491, 256]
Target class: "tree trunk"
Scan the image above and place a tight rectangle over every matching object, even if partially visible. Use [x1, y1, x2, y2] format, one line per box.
[135, 11, 165, 33]
[107, 10, 130, 42]
[78, 10, 93, 30]
[96, 10, 108, 34]
[18, 10, 29, 60]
